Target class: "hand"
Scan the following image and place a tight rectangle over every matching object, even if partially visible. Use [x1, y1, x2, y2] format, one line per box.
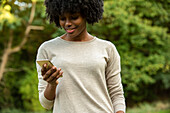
[41, 63, 63, 86]
[116, 111, 124, 113]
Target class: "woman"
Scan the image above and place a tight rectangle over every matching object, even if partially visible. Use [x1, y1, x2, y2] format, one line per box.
[36, 0, 126, 113]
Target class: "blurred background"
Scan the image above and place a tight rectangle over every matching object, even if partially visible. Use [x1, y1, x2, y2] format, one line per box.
[0, 0, 170, 113]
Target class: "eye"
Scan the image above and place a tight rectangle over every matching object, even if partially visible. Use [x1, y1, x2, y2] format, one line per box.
[59, 17, 65, 21]
[71, 16, 79, 20]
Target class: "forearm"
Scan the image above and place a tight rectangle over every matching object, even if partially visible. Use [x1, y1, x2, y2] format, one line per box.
[107, 73, 126, 112]
[44, 83, 57, 100]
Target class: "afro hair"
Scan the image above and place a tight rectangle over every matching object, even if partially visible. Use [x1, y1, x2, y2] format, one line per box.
[44, 0, 104, 27]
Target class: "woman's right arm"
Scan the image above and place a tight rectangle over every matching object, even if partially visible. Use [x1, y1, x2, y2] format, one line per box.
[36, 44, 62, 109]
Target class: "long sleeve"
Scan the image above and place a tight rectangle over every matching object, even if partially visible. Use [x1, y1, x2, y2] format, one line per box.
[36, 43, 54, 110]
[35, 37, 125, 113]
[105, 43, 126, 113]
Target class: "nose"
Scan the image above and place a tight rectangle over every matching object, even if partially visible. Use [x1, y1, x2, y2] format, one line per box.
[65, 19, 72, 27]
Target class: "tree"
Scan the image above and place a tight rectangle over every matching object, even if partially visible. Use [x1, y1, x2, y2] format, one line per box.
[88, 0, 170, 102]
[0, 0, 169, 111]
[0, 0, 44, 81]
[0, 0, 61, 110]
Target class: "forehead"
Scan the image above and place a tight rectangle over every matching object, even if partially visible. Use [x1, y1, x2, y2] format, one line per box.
[59, 12, 81, 17]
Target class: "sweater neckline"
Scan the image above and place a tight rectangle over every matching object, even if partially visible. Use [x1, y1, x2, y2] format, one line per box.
[57, 36, 96, 44]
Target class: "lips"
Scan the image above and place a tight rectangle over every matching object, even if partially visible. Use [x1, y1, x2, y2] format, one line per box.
[65, 28, 75, 34]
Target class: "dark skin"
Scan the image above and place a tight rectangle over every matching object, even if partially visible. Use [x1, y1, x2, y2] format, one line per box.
[59, 12, 93, 41]
[41, 63, 63, 100]
[41, 12, 124, 113]
[116, 111, 124, 113]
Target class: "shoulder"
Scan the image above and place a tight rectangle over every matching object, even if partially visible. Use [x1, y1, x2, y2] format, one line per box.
[38, 37, 60, 51]
[95, 37, 117, 51]
[36, 37, 61, 59]
[95, 37, 120, 58]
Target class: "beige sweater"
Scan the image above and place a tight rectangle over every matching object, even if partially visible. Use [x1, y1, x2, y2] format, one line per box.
[36, 37, 126, 113]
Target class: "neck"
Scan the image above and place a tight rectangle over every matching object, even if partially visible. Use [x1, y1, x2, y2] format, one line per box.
[67, 31, 90, 42]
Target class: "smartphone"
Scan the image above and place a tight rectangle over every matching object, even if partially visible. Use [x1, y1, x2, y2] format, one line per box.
[36, 59, 54, 68]
[37, 59, 63, 78]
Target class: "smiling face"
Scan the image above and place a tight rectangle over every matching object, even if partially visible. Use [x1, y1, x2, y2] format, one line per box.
[59, 12, 87, 41]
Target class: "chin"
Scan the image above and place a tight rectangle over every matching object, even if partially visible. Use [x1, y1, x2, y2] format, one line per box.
[67, 33, 80, 38]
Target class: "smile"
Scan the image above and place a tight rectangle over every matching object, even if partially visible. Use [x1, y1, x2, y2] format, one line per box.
[66, 29, 75, 34]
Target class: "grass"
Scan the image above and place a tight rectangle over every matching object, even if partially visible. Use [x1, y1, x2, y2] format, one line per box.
[127, 100, 170, 113]
[156, 109, 170, 113]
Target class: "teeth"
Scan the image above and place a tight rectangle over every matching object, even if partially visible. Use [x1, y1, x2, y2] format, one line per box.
[66, 29, 74, 33]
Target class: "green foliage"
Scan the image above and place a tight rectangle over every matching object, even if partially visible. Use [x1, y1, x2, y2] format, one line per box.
[0, 108, 51, 113]
[0, 0, 169, 111]
[19, 66, 45, 111]
[0, 0, 53, 111]
[88, 0, 170, 102]
[0, 1, 22, 30]
[127, 100, 170, 113]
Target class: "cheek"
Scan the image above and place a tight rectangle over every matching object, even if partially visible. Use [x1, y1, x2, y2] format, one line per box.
[77, 19, 85, 25]
[78, 20, 86, 29]
[59, 21, 64, 27]
[75, 19, 85, 27]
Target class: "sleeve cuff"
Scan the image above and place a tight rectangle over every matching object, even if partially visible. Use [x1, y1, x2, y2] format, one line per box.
[114, 104, 126, 113]
[39, 90, 54, 110]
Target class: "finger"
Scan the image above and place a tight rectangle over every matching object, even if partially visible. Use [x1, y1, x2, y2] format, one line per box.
[41, 63, 47, 75]
[46, 68, 59, 83]
[47, 68, 62, 83]
[43, 66, 56, 80]
[57, 71, 63, 79]
[41, 63, 53, 75]
[47, 63, 53, 70]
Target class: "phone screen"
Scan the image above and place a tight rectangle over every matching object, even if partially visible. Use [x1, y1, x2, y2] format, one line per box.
[37, 60, 54, 68]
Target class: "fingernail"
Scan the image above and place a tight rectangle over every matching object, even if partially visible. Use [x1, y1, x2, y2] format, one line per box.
[60, 71, 63, 77]
[52, 66, 56, 69]
[44, 64, 46, 67]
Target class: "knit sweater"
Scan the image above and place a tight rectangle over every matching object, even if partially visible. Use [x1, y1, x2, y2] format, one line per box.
[36, 37, 126, 113]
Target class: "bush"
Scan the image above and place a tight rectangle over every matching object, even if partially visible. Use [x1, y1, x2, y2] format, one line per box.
[19, 66, 45, 111]
[88, 0, 170, 102]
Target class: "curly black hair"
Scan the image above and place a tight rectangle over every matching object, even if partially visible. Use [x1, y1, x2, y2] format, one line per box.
[44, 0, 104, 27]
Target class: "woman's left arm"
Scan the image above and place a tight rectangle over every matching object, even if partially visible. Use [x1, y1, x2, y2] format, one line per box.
[105, 43, 126, 113]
